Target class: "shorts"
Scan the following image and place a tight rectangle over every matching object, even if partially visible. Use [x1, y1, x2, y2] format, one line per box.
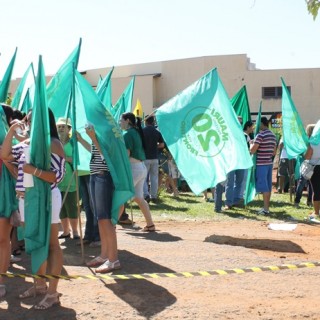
[131, 162, 147, 199]
[168, 160, 180, 179]
[60, 191, 78, 219]
[19, 187, 61, 224]
[278, 159, 289, 176]
[255, 164, 273, 193]
[90, 171, 114, 220]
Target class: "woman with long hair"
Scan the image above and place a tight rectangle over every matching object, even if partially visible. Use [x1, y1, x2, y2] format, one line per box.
[1, 108, 65, 309]
[120, 112, 155, 231]
[0, 104, 25, 299]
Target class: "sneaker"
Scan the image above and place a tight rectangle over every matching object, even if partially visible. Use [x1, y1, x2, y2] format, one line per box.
[307, 201, 313, 207]
[10, 255, 22, 263]
[144, 195, 151, 203]
[294, 203, 300, 209]
[89, 241, 101, 248]
[257, 208, 270, 215]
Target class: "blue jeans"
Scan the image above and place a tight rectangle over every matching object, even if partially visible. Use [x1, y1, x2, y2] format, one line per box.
[143, 159, 159, 199]
[294, 175, 312, 204]
[225, 169, 245, 206]
[79, 175, 100, 242]
[90, 171, 114, 220]
[214, 183, 224, 212]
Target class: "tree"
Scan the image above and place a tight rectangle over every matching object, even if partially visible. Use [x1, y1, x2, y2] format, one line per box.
[306, 0, 320, 19]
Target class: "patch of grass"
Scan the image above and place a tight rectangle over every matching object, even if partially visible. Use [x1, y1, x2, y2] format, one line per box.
[127, 191, 314, 223]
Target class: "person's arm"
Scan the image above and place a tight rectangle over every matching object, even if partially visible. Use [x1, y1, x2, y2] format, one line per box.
[84, 126, 103, 155]
[1, 121, 24, 161]
[250, 142, 259, 154]
[304, 145, 313, 160]
[76, 131, 91, 152]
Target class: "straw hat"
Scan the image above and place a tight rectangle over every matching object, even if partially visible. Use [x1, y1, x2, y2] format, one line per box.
[56, 117, 72, 127]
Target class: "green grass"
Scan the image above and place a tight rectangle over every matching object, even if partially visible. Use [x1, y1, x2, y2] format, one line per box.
[127, 191, 314, 223]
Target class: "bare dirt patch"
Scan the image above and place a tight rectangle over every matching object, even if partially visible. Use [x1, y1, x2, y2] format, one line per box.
[1, 219, 320, 320]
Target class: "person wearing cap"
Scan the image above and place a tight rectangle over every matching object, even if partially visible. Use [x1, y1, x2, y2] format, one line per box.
[250, 117, 277, 215]
[56, 117, 79, 239]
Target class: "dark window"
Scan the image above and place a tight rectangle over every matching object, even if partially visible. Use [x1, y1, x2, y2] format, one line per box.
[262, 86, 291, 99]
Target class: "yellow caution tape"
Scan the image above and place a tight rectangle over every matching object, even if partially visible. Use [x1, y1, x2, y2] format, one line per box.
[1, 261, 319, 281]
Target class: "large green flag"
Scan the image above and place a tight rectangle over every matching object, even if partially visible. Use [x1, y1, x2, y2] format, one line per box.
[113, 76, 135, 123]
[230, 85, 251, 127]
[0, 106, 18, 218]
[24, 56, 52, 274]
[156, 68, 253, 195]
[19, 88, 33, 113]
[309, 119, 320, 145]
[11, 63, 35, 110]
[96, 66, 114, 112]
[75, 70, 134, 225]
[46, 40, 90, 173]
[244, 102, 262, 205]
[47, 38, 82, 117]
[281, 77, 308, 159]
[0, 48, 17, 102]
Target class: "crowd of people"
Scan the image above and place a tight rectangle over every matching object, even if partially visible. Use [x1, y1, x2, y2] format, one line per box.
[0, 102, 319, 310]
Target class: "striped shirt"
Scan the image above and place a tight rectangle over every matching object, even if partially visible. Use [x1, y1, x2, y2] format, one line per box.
[254, 129, 276, 165]
[12, 142, 66, 192]
[89, 143, 109, 175]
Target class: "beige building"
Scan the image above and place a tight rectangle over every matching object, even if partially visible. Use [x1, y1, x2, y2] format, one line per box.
[10, 54, 320, 125]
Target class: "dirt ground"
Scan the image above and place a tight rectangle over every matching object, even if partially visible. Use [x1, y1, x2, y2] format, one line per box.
[1, 217, 320, 320]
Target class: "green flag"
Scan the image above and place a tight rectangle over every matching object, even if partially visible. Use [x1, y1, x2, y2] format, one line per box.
[113, 76, 135, 123]
[96, 67, 114, 112]
[230, 85, 251, 127]
[156, 68, 253, 195]
[75, 70, 135, 224]
[309, 119, 320, 145]
[24, 56, 52, 274]
[11, 63, 35, 110]
[47, 38, 82, 117]
[0, 48, 17, 102]
[244, 102, 262, 205]
[46, 40, 90, 173]
[19, 88, 33, 113]
[0, 106, 18, 218]
[281, 77, 308, 159]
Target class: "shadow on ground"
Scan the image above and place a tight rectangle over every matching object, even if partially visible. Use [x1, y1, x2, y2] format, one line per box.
[204, 234, 305, 253]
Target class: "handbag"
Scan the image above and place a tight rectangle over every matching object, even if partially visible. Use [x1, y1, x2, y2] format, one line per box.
[300, 160, 319, 180]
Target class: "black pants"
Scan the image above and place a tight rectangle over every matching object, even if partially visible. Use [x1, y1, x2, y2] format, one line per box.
[310, 165, 320, 201]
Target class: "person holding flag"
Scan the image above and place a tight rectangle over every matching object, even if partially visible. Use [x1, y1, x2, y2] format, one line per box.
[120, 112, 155, 232]
[1, 108, 66, 309]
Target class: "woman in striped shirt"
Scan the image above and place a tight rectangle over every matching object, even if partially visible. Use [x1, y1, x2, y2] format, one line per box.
[1, 108, 66, 309]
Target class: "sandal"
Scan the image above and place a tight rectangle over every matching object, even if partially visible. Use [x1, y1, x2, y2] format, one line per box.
[19, 284, 47, 299]
[34, 292, 62, 310]
[86, 256, 108, 267]
[95, 260, 121, 273]
[0, 284, 6, 299]
[142, 224, 156, 232]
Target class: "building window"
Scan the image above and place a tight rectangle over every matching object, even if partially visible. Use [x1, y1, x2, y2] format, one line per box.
[262, 86, 291, 99]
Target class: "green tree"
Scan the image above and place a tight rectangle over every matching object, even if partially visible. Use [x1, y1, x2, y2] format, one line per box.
[306, 0, 320, 19]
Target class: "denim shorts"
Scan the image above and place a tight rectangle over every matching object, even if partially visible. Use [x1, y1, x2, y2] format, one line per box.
[255, 164, 273, 193]
[90, 171, 114, 220]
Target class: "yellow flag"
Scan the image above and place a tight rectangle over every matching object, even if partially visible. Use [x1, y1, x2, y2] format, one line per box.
[133, 99, 143, 117]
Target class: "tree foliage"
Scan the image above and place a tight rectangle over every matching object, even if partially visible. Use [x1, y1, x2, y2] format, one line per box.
[306, 0, 320, 20]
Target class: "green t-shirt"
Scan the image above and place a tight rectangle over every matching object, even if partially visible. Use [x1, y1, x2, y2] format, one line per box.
[58, 141, 77, 192]
[123, 127, 146, 161]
